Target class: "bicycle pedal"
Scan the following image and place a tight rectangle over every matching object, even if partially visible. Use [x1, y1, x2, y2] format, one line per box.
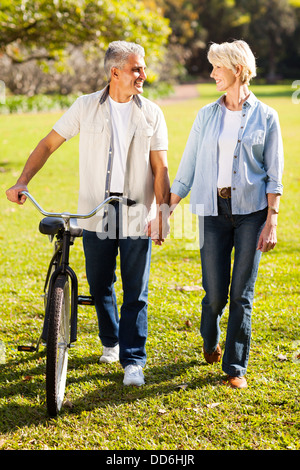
[18, 345, 37, 352]
[78, 295, 94, 305]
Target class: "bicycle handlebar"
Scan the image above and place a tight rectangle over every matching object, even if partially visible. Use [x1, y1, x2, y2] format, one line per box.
[21, 191, 136, 220]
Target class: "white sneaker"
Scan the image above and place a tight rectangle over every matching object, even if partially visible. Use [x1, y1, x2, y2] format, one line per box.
[123, 365, 145, 386]
[99, 344, 119, 363]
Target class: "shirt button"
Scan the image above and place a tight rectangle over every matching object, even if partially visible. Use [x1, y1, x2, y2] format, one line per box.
[232, 187, 236, 190]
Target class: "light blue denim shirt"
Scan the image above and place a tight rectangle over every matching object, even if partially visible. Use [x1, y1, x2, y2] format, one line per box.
[171, 92, 284, 216]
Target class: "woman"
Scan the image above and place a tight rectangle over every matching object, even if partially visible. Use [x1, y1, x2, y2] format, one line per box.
[170, 40, 284, 388]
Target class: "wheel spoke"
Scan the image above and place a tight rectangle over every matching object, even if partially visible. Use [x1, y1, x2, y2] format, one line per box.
[46, 275, 71, 417]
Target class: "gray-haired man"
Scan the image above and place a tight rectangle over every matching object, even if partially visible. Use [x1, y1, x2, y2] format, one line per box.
[6, 41, 170, 386]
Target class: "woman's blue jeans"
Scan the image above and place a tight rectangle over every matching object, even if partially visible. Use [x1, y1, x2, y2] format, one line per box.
[199, 196, 267, 377]
[82, 203, 151, 369]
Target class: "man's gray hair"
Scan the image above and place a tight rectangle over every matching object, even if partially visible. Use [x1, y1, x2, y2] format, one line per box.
[104, 41, 145, 81]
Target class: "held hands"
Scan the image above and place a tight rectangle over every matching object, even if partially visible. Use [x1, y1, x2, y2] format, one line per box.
[6, 183, 28, 205]
[145, 197, 181, 245]
[145, 205, 171, 245]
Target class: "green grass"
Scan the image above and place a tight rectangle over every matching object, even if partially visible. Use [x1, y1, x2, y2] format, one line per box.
[0, 84, 299, 450]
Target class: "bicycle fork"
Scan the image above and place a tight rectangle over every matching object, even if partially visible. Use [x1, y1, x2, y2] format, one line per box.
[42, 229, 78, 346]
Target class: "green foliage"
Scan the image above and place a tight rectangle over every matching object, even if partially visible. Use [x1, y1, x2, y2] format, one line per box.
[236, 0, 298, 79]
[0, 93, 80, 114]
[1, 0, 299, 94]
[0, 0, 170, 70]
[156, 0, 300, 78]
[0, 82, 173, 114]
[0, 86, 299, 449]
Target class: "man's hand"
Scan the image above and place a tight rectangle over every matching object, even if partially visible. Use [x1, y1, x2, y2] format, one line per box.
[6, 183, 28, 205]
[149, 150, 170, 245]
[5, 130, 65, 206]
[146, 207, 170, 245]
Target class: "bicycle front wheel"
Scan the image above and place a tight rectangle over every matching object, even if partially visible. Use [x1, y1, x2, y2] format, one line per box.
[46, 274, 71, 417]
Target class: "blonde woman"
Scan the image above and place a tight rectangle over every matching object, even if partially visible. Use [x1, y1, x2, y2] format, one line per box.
[170, 40, 284, 388]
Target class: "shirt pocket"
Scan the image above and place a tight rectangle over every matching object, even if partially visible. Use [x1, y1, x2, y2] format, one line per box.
[134, 127, 154, 138]
[81, 120, 104, 134]
[243, 129, 265, 162]
[132, 127, 154, 155]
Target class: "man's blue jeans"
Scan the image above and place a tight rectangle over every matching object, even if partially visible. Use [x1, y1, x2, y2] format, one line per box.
[82, 203, 151, 369]
[199, 196, 267, 377]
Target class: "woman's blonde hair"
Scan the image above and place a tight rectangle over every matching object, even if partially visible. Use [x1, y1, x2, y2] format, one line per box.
[207, 40, 256, 85]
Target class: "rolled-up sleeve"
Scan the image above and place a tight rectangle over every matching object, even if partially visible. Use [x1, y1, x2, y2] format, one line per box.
[264, 110, 284, 195]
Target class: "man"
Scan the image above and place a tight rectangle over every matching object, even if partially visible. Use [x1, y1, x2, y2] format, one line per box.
[6, 41, 170, 386]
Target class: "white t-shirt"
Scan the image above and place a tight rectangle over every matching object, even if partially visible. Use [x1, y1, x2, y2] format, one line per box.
[217, 104, 242, 188]
[108, 96, 133, 193]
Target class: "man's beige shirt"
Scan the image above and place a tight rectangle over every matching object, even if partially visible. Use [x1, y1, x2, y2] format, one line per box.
[53, 85, 168, 235]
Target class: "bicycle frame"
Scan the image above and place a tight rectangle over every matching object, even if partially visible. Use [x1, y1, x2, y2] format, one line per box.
[18, 191, 135, 352]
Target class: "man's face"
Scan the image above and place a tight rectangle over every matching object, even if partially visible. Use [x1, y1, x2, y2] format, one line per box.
[115, 54, 147, 97]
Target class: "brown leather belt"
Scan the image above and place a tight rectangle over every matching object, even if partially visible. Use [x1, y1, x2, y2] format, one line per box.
[218, 187, 231, 199]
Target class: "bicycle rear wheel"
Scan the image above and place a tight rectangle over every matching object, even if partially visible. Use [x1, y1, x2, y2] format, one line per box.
[46, 274, 71, 417]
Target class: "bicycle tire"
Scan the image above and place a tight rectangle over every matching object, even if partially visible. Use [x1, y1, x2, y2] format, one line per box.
[46, 274, 71, 417]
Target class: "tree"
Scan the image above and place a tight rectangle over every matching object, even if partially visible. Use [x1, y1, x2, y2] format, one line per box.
[0, 0, 170, 76]
[155, 0, 300, 80]
[153, 0, 247, 76]
[237, 0, 298, 81]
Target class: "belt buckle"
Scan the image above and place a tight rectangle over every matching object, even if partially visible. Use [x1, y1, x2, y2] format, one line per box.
[218, 187, 230, 199]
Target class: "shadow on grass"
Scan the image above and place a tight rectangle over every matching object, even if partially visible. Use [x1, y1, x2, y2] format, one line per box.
[0, 352, 216, 431]
[64, 356, 217, 416]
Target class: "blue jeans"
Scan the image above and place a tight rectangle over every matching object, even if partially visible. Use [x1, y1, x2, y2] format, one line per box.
[82, 202, 151, 369]
[200, 196, 267, 377]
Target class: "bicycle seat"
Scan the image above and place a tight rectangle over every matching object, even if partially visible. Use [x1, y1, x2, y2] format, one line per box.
[39, 217, 83, 237]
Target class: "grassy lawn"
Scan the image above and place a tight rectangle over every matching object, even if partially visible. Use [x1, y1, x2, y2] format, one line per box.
[0, 84, 299, 450]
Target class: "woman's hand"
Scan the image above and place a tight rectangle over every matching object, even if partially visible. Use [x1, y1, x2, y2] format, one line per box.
[257, 220, 277, 252]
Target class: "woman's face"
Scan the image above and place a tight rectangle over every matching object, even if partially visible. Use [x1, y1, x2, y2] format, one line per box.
[210, 64, 238, 91]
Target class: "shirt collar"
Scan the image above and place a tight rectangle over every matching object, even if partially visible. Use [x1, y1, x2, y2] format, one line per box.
[99, 84, 142, 108]
[215, 90, 257, 108]
[245, 91, 257, 107]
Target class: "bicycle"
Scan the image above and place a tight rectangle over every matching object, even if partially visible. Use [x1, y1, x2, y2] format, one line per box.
[17, 191, 135, 417]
